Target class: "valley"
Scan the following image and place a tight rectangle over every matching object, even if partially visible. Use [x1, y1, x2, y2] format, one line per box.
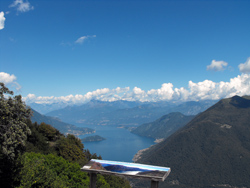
[29, 96, 250, 187]
[29, 99, 217, 163]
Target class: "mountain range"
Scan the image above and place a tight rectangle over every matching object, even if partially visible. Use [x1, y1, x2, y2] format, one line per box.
[44, 99, 216, 126]
[28, 102, 69, 114]
[30, 108, 94, 136]
[134, 95, 250, 188]
[131, 112, 195, 139]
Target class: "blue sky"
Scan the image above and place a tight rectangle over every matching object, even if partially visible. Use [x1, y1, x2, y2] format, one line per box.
[1, 0, 250, 104]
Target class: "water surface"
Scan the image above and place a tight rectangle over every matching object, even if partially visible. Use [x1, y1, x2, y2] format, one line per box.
[78, 125, 155, 162]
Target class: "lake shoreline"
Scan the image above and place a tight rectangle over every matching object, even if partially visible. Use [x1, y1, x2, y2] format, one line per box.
[132, 138, 164, 162]
[78, 125, 155, 162]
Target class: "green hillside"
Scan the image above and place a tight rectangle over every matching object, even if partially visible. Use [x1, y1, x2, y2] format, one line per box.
[81, 135, 106, 142]
[31, 108, 94, 136]
[132, 112, 195, 139]
[135, 95, 250, 188]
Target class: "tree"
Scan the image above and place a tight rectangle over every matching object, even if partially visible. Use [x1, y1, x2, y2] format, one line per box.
[0, 82, 32, 160]
[18, 152, 89, 188]
[38, 122, 61, 141]
[0, 83, 32, 187]
[55, 134, 88, 165]
[25, 120, 52, 154]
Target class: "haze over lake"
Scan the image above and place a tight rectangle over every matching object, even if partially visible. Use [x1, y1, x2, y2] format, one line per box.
[78, 124, 155, 162]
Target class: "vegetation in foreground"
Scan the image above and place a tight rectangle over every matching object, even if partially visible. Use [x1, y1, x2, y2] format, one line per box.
[0, 83, 131, 188]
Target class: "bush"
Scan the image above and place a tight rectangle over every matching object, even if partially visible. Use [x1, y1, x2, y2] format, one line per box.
[18, 152, 89, 188]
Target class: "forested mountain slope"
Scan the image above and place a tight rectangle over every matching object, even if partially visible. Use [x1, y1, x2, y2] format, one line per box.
[131, 112, 195, 139]
[135, 95, 250, 188]
[30, 108, 94, 135]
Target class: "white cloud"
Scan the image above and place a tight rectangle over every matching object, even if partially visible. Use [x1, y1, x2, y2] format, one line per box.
[0, 72, 17, 84]
[127, 87, 148, 101]
[23, 73, 250, 105]
[75, 36, 87, 44]
[239, 58, 250, 73]
[148, 83, 175, 101]
[112, 87, 130, 94]
[207, 60, 228, 71]
[75, 35, 96, 44]
[0, 12, 6, 30]
[0, 72, 21, 90]
[188, 80, 216, 100]
[10, 0, 34, 13]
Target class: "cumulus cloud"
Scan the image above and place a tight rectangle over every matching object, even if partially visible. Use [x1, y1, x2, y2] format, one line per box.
[75, 35, 96, 44]
[0, 12, 6, 30]
[23, 73, 250, 105]
[0, 72, 17, 84]
[24, 87, 120, 104]
[238, 58, 250, 73]
[121, 87, 148, 101]
[0, 72, 21, 90]
[9, 0, 34, 13]
[148, 83, 175, 101]
[207, 60, 228, 71]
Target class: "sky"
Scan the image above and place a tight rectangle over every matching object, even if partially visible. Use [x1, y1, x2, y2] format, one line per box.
[1, 0, 250, 105]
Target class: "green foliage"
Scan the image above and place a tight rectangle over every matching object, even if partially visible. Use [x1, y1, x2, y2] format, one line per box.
[55, 134, 88, 165]
[0, 83, 32, 187]
[0, 82, 32, 160]
[83, 148, 102, 161]
[25, 120, 55, 154]
[67, 134, 85, 149]
[25, 121, 102, 164]
[97, 175, 110, 188]
[18, 152, 89, 188]
[103, 175, 131, 188]
[0, 151, 21, 187]
[38, 122, 61, 141]
[23, 122, 129, 188]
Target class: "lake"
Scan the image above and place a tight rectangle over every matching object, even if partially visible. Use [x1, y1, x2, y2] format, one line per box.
[78, 125, 155, 162]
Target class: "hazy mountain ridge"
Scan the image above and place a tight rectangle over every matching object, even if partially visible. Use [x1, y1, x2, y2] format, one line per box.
[45, 100, 145, 125]
[30, 108, 94, 136]
[131, 112, 195, 139]
[134, 95, 250, 188]
[44, 100, 217, 126]
[28, 102, 70, 114]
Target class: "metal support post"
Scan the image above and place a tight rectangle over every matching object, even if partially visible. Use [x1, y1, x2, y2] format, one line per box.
[151, 180, 159, 188]
[90, 173, 97, 188]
